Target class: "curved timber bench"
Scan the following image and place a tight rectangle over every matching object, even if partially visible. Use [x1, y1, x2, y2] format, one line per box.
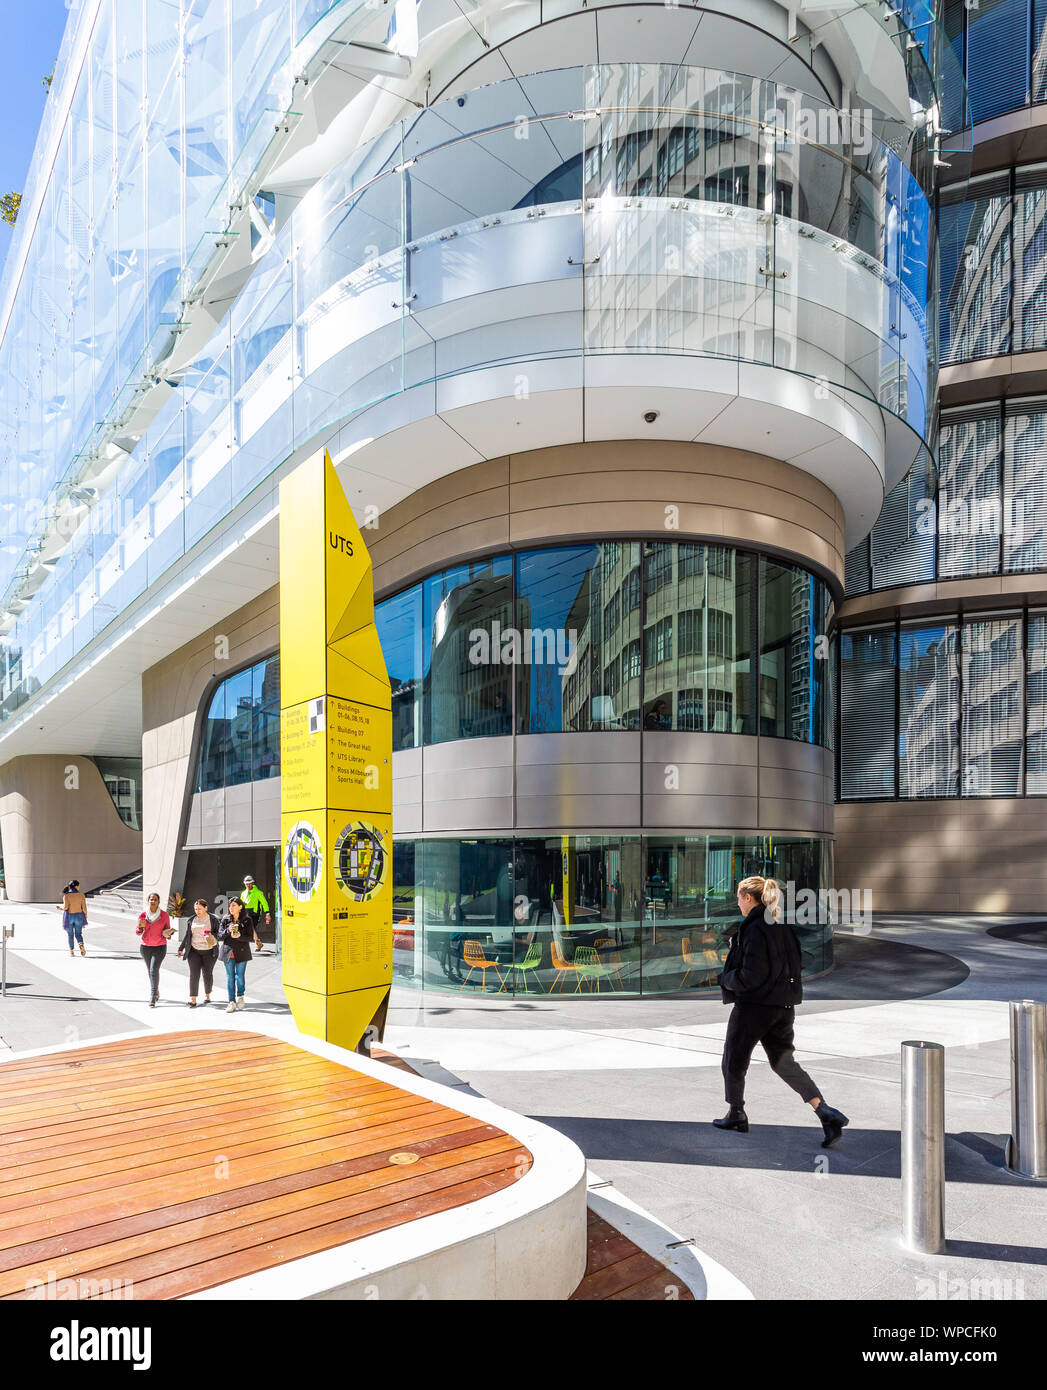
[0, 1029, 587, 1300]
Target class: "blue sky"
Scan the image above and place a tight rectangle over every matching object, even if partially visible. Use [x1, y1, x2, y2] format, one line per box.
[0, 2, 71, 265]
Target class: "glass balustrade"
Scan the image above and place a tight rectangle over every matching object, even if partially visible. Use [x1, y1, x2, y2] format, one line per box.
[0, 63, 937, 720]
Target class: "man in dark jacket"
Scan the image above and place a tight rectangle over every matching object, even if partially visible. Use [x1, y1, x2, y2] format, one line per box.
[715, 877, 848, 1147]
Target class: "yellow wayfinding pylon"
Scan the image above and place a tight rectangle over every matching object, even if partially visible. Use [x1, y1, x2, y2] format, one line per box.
[279, 448, 392, 1051]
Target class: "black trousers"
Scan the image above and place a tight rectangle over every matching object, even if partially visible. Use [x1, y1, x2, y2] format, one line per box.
[722, 1002, 821, 1108]
[187, 947, 217, 997]
[140, 944, 167, 999]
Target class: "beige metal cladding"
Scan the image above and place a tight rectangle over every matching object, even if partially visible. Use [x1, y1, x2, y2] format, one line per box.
[368, 441, 846, 602]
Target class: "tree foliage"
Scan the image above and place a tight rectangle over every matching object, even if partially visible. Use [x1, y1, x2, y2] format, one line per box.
[0, 192, 21, 228]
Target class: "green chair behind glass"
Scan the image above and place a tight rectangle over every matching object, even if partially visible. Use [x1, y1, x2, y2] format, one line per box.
[572, 945, 603, 993]
[502, 939, 544, 993]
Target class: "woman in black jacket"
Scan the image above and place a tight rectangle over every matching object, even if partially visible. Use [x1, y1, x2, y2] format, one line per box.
[177, 899, 220, 1007]
[217, 897, 261, 1014]
[714, 875, 848, 1147]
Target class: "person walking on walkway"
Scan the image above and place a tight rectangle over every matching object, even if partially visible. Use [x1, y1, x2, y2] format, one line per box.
[136, 892, 174, 1008]
[714, 875, 849, 1148]
[61, 880, 88, 957]
[241, 876, 271, 948]
[177, 898, 220, 1008]
[217, 897, 261, 1014]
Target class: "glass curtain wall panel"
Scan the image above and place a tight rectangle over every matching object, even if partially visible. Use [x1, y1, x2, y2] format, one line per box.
[961, 616, 1024, 796]
[375, 583, 423, 751]
[1027, 611, 1047, 791]
[758, 557, 832, 744]
[966, 0, 1031, 120]
[1015, 168, 1047, 351]
[422, 557, 514, 745]
[898, 622, 960, 797]
[839, 628, 898, 798]
[516, 542, 642, 735]
[938, 175, 1012, 365]
[937, 408, 1004, 577]
[1004, 399, 1047, 572]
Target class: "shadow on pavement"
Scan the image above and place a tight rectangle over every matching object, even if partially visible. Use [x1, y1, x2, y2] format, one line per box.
[525, 1114, 1039, 1190]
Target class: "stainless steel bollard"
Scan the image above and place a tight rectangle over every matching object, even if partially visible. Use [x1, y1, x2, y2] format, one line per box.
[1008, 1000, 1047, 1179]
[901, 1040, 946, 1254]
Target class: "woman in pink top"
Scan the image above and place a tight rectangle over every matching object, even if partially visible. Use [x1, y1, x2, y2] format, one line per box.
[136, 892, 173, 1007]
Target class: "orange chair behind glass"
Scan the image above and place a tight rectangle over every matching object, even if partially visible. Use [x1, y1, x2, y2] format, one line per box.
[681, 935, 722, 988]
[461, 938, 504, 991]
[550, 938, 581, 993]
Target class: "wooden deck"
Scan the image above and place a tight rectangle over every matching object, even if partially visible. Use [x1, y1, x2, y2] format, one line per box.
[0, 1031, 531, 1300]
[571, 1212, 696, 1300]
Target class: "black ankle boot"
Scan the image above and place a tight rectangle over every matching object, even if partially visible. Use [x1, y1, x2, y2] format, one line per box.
[815, 1101, 849, 1148]
[713, 1107, 749, 1133]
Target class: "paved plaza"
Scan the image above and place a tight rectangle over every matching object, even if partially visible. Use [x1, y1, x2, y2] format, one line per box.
[1, 904, 1045, 1299]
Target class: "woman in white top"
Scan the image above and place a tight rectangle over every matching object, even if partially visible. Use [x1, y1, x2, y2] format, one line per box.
[177, 898, 220, 1007]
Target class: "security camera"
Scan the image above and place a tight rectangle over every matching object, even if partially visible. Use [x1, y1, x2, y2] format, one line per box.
[457, 96, 466, 107]
[643, 410, 660, 424]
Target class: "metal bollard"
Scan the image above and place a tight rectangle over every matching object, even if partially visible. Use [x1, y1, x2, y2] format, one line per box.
[0, 923, 11, 998]
[1007, 1000, 1047, 1180]
[901, 1040, 946, 1255]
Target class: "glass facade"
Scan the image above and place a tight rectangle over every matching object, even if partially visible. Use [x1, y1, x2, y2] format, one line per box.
[944, 0, 1047, 126]
[376, 541, 835, 751]
[838, 612, 1043, 799]
[196, 544, 832, 791]
[0, 59, 930, 723]
[195, 654, 280, 792]
[846, 400, 1047, 595]
[391, 833, 833, 996]
[938, 169, 1047, 368]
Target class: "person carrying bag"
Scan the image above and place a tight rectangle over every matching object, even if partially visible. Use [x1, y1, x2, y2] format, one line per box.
[177, 898, 220, 1007]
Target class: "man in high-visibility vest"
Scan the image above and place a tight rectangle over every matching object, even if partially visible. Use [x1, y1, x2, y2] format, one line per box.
[242, 876, 271, 942]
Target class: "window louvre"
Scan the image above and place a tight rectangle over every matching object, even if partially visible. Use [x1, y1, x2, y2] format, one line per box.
[1004, 400, 1047, 571]
[839, 629, 898, 799]
[938, 185, 1013, 365]
[898, 623, 960, 797]
[961, 617, 1024, 796]
[966, 0, 1031, 120]
[938, 410, 1004, 577]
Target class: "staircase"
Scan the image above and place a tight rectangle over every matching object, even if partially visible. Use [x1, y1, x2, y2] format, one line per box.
[85, 870, 143, 920]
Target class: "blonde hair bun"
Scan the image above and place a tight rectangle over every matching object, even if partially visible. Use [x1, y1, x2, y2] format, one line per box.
[738, 874, 783, 921]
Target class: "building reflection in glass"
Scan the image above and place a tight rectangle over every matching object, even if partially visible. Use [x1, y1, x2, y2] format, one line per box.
[391, 833, 833, 996]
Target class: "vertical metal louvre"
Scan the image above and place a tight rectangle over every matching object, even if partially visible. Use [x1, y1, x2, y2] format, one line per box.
[961, 615, 1025, 796]
[966, 0, 1031, 121]
[1014, 165, 1047, 351]
[938, 404, 1005, 578]
[1004, 396, 1047, 572]
[938, 174, 1013, 365]
[839, 627, 898, 799]
[1027, 611, 1047, 791]
[898, 621, 961, 797]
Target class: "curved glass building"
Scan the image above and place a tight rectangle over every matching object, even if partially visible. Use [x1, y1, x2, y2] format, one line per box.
[0, 0, 998, 991]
